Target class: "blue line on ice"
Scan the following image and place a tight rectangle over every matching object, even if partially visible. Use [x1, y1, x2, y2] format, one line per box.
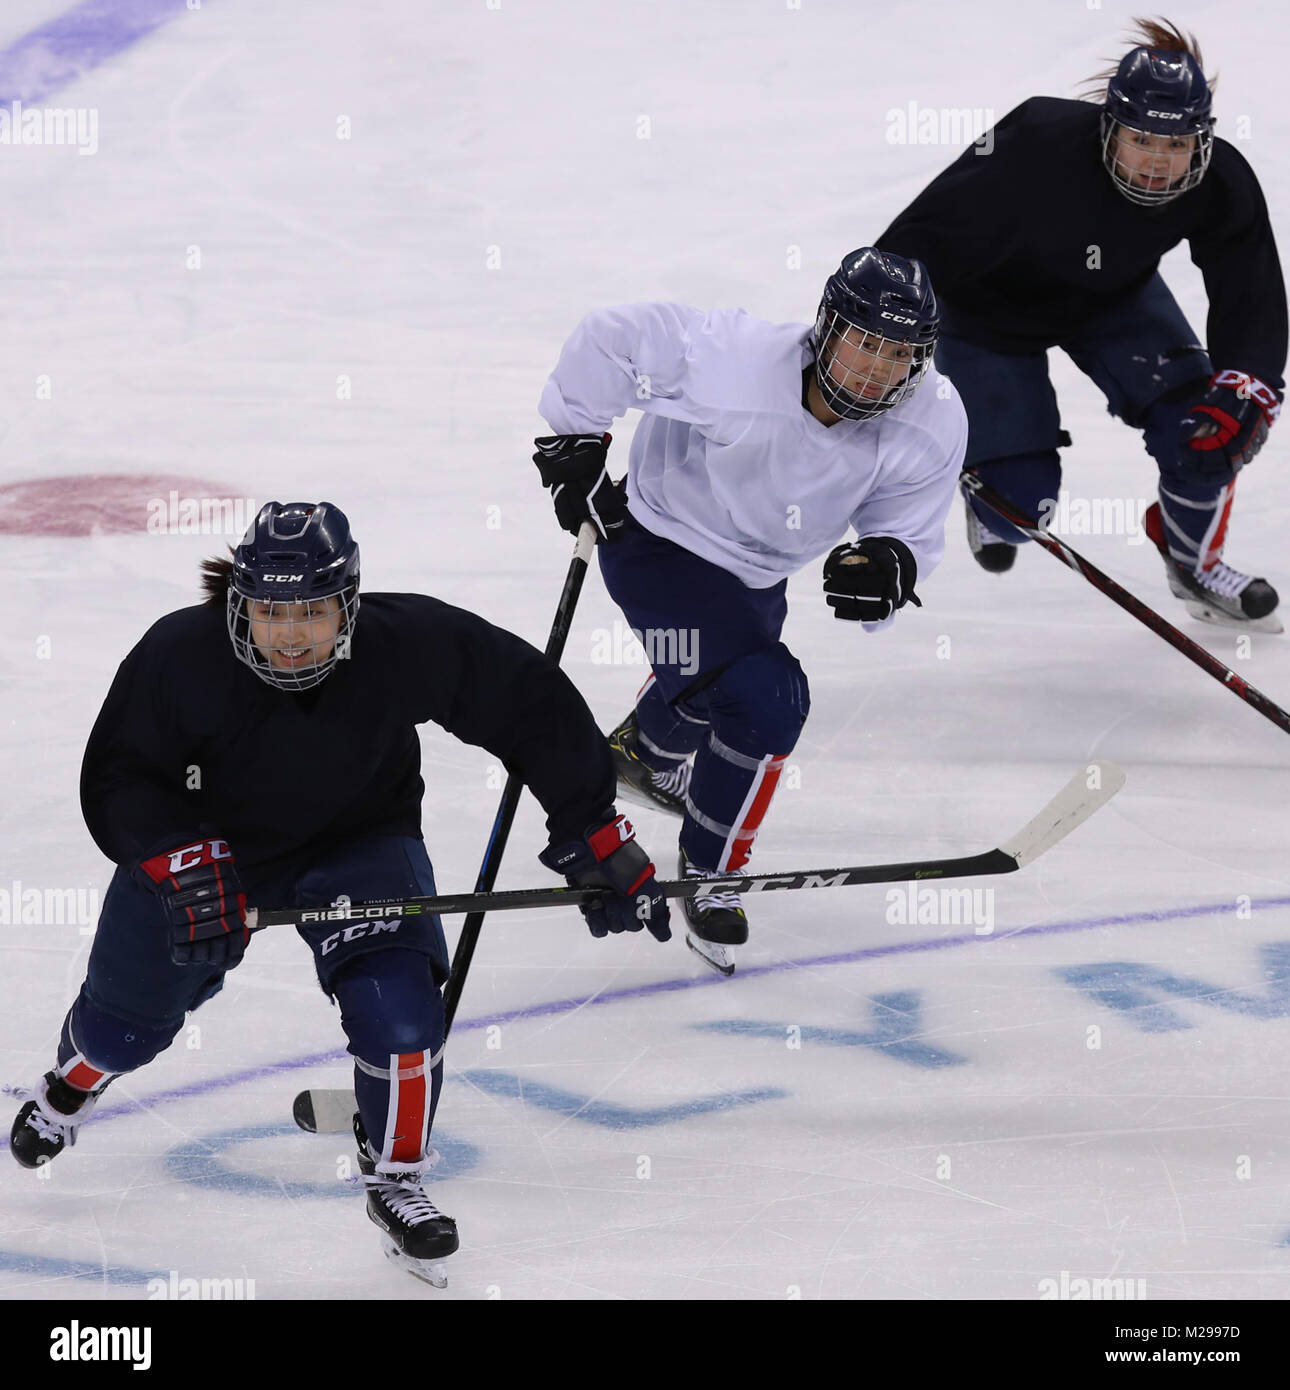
[0, 0, 192, 105]
[4, 889, 1288, 1151]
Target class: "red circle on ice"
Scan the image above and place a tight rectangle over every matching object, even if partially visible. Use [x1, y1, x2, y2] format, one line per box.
[0, 474, 244, 536]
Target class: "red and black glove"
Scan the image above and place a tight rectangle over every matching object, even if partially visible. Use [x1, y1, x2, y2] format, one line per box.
[1180, 369, 1281, 475]
[539, 812, 670, 942]
[533, 433, 627, 542]
[822, 536, 921, 623]
[136, 838, 249, 967]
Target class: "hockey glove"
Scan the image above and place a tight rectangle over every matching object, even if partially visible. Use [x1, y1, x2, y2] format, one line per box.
[533, 433, 627, 542]
[539, 812, 671, 942]
[1180, 370, 1281, 475]
[137, 838, 250, 967]
[823, 537, 921, 623]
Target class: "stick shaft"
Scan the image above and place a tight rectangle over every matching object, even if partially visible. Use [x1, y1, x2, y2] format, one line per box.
[962, 472, 1290, 737]
[251, 759, 1122, 929]
[440, 522, 599, 1035]
[251, 849, 1017, 928]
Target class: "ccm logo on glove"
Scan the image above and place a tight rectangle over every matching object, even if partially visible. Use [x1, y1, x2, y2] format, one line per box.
[140, 839, 233, 881]
[1181, 370, 1282, 474]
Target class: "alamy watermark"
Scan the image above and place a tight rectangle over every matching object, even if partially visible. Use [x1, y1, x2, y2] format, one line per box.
[49, 1322, 150, 1369]
[0, 881, 99, 928]
[146, 1269, 257, 1300]
[886, 882, 995, 935]
[146, 492, 259, 536]
[0, 101, 98, 155]
[886, 101, 995, 154]
[1038, 491, 1149, 544]
[591, 620, 700, 677]
[1038, 1270, 1147, 1300]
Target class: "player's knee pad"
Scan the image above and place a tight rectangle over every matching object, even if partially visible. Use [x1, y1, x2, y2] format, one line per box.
[334, 949, 445, 1059]
[969, 451, 1063, 544]
[704, 644, 809, 756]
[60, 989, 180, 1075]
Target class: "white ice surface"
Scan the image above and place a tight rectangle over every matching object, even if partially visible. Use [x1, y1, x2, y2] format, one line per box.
[2, 0, 1289, 1301]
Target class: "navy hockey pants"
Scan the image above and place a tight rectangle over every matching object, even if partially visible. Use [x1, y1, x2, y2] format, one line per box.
[940, 271, 1234, 572]
[598, 509, 810, 873]
[56, 835, 450, 1169]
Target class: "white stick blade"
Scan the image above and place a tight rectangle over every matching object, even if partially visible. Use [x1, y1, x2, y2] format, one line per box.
[997, 761, 1126, 869]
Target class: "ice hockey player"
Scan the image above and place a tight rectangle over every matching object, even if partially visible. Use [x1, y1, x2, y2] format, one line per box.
[8, 501, 669, 1287]
[877, 17, 1286, 631]
[532, 249, 967, 973]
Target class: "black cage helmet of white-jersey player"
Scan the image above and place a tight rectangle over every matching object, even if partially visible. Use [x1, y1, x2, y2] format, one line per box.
[810, 247, 939, 422]
[217, 500, 361, 692]
[1095, 19, 1215, 207]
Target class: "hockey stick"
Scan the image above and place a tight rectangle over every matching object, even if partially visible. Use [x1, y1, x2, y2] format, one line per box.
[287, 760, 1124, 1131]
[291, 521, 597, 1137]
[962, 471, 1290, 738]
[260, 757, 1122, 927]
[440, 520, 599, 1037]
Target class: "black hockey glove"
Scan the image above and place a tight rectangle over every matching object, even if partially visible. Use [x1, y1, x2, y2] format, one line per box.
[539, 812, 671, 942]
[1180, 370, 1281, 475]
[533, 432, 627, 542]
[137, 838, 250, 967]
[822, 537, 921, 623]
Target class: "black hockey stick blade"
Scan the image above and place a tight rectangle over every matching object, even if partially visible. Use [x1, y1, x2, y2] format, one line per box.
[294, 1088, 356, 1133]
[292, 1086, 360, 1135]
[292, 1089, 319, 1134]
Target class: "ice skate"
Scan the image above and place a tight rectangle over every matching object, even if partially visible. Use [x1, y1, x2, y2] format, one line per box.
[1145, 503, 1282, 633]
[964, 497, 1017, 574]
[7, 1071, 101, 1169]
[607, 711, 692, 817]
[354, 1113, 458, 1289]
[680, 849, 748, 977]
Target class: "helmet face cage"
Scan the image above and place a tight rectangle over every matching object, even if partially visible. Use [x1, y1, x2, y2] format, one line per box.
[1100, 111, 1214, 206]
[227, 582, 360, 693]
[812, 303, 936, 422]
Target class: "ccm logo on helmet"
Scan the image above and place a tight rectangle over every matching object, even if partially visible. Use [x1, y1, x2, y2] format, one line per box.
[1146, 109, 1184, 119]
[880, 311, 917, 325]
[263, 573, 305, 582]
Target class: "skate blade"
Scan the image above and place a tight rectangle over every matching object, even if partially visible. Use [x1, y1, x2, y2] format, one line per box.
[613, 777, 684, 819]
[381, 1237, 449, 1289]
[1180, 598, 1284, 634]
[686, 933, 735, 976]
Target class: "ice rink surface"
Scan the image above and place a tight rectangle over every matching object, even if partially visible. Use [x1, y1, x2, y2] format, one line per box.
[1, 0, 1289, 1302]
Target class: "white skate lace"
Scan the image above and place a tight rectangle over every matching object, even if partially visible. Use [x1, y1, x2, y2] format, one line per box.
[3, 1085, 62, 1139]
[1194, 559, 1252, 601]
[5, 1078, 92, 1138]
[28, 1111, 67, 1142]
[682, 858, 743, 916]
[651, 761, 692, 799]
[360, 1173, 448, 1227]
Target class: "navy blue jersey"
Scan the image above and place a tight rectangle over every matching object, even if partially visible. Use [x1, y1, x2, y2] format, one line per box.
[877, 97, 1287, 389]
[79, 593, 615, 890]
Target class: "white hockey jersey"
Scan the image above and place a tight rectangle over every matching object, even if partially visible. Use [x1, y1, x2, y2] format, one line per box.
[538, 302, 968, 595]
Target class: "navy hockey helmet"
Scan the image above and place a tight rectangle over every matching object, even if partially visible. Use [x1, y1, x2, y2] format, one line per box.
[227, 501, 360, 692]
[811, 248, 939, 422]
[1101, 46, 1215, 205]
